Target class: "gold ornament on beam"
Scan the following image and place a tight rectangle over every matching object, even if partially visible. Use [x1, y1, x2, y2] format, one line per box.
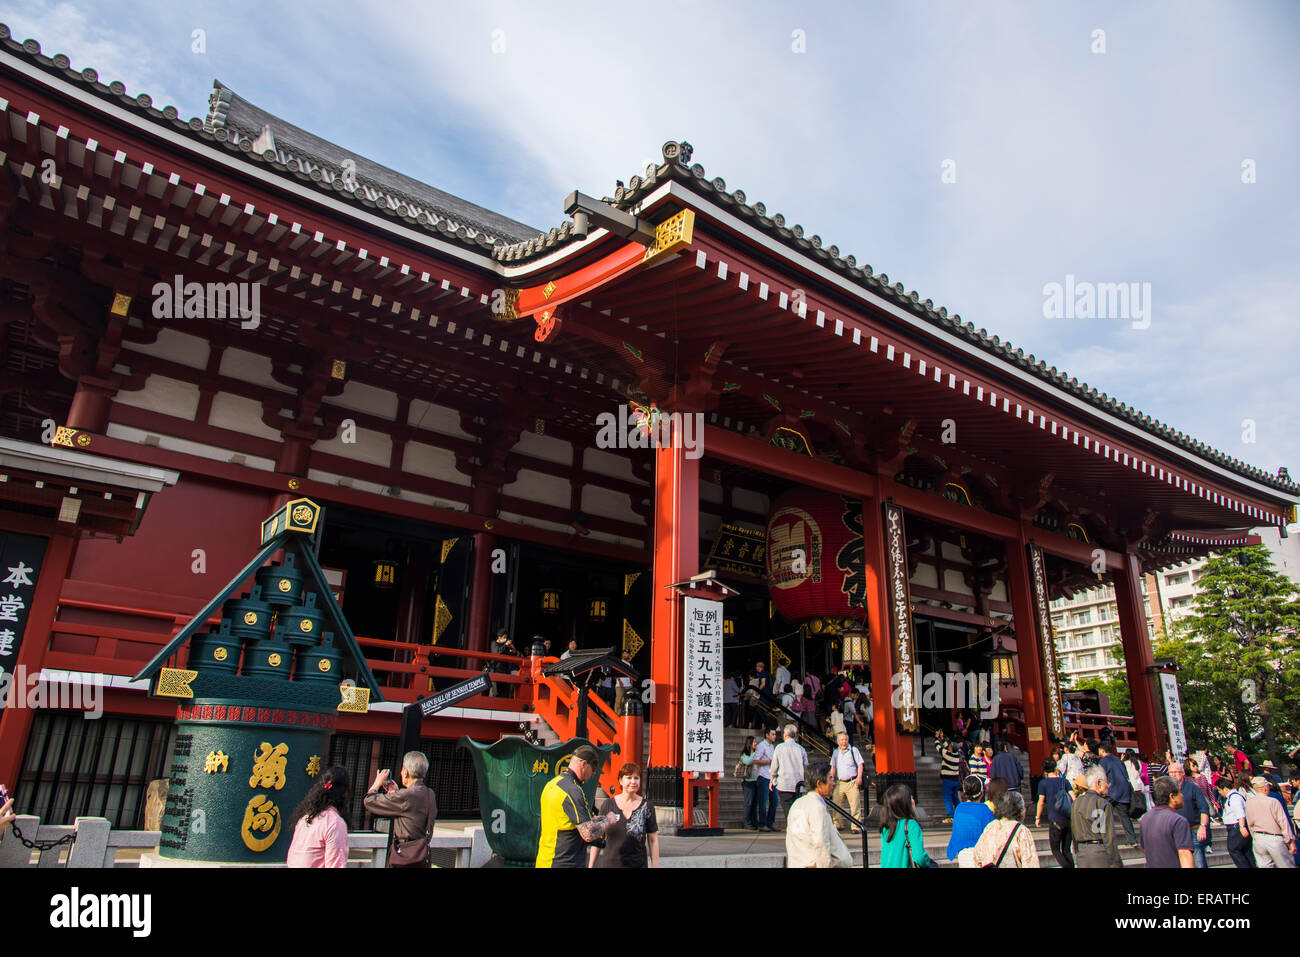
[432, 594, 453, 644]
[624, 572, 641, 596]
[440, 537, 460, 564]
[622, 620, 645, 657]
[769, 640, 791, 673]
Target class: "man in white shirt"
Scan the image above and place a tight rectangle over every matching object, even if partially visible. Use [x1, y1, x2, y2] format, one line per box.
[829, 732, 865, 831]
[774, 661, 791, 695]
[786, 762, 853, 868]
[752, 728, 778, 831]
[1216, 777, 1253, 868]
[769, 723, 810, 828]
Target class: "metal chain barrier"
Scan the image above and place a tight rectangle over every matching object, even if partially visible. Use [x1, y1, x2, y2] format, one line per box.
[6, 820, 76, 852]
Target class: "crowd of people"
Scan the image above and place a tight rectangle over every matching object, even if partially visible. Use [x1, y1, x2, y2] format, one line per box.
[937, 732, 1300, 870]
[725, 660, 874, 748]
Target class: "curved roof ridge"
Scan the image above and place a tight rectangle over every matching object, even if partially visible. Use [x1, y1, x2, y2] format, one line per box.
[497, 139, 1296, 499]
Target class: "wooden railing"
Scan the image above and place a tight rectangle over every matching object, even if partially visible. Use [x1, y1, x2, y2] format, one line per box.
[45, 594, 531, 717]
[530, 660, 623, 795]
[1064, 711, 1139, 750]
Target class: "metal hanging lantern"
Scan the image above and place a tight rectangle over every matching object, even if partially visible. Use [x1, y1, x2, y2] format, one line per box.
[372, 558, 398, 589]
[840, 623, 869, 668]
[540, 589, 560, 614]
[588, 598, 608, 622]
[989, 635, 1017, 684]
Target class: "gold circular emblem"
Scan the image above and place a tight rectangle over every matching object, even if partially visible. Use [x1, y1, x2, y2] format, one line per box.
[299, 619, 313, 633]
[268, 653, 282, 667]
[291, 504, 313, 524]
[213, 647, 228, 662]
[484, 520, 494, 530]
[278, 579, 292, 593]
[288, 479, 300, 490]
[76, 434, 91, 447]
[243, 611, 258, 625]
[318, 659, 332, 673]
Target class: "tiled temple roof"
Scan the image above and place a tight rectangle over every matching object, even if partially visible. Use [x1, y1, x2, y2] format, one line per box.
[496, 139, 1299, 498]
[0, 26, 538, 253]
[1, 25, 1295, 499]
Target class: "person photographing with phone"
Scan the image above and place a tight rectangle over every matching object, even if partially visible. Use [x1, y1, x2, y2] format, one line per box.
[364, 751, 437, 868]
[536, 745, 619, 868]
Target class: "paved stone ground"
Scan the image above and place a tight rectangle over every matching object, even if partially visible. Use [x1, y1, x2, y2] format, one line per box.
[655, 821, 1241, 868]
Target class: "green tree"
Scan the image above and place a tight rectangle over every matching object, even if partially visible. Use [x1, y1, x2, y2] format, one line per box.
[1155, 546, 1300, 766]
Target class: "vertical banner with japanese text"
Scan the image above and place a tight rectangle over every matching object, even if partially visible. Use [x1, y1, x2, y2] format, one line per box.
[683, 595, 723, 773]
[0, 532, 47, 714]
[882, 503, 918, 732]
[1027, 544, 1065, 739]
[1159, 672, 1187, 761]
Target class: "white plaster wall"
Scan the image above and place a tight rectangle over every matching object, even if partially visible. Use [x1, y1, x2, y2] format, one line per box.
[313, 426, 391, 467]
[327, 380, 398, 419]
[700, 480, 724, 505]
[516, 430, 572, 466]
[403, 441, 470, 486]
[128, 327, 209, 370]
[407, 399, 472, 439]
[114, 374, 201, 420]
[583, 447, 639, 483]
[911, 564, 939, 588]
[581, 485, 638, 523]
[944, 569, 975, 595]
[208, 392, 281, 441]
[503, 468, 570, 508]
[219, 347, 296, 393]
[733, 489, 769, 515]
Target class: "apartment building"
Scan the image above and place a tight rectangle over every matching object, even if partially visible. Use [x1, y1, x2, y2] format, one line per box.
[1050, 580, 1154, 684]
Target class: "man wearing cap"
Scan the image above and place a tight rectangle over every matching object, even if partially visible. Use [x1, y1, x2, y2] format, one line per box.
[536, 745, 618, 868]
[1244, 775, 1296, 868]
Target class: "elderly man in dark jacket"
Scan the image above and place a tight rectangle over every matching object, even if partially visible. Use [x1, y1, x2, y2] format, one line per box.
[364, 750, 438, 868]
[1099, 742, 1138, 846]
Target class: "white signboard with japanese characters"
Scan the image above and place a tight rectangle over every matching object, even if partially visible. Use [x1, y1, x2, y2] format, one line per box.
[1159, 672, 1187, 762]
[683, 594, 723, 773]
[0, 532, 47, 713]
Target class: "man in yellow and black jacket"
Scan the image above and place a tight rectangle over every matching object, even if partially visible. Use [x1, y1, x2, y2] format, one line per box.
[536, 745, 618, 868]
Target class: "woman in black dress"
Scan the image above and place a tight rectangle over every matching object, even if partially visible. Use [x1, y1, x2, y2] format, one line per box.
[588, 762, 659, 868]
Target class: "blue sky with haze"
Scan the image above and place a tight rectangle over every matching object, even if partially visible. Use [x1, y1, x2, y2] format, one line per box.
[4, 0, 1297, 489]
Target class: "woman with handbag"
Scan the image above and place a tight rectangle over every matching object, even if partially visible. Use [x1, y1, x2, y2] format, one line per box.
[879, 784, 934, 867]
[738, 736, 760, 830]
[364, 750, 437, 868]
[286, 766, 351, 868]
[972, 791, 1040, 868]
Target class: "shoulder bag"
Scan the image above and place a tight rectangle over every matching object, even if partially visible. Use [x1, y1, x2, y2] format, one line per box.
[981, 822, 1022, 868]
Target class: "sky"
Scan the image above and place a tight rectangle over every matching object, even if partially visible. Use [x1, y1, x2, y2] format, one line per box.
[3, 0, 1297, 486]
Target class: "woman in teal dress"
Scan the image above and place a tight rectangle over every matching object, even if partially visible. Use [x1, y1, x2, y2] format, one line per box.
[879, 783, 934, 868]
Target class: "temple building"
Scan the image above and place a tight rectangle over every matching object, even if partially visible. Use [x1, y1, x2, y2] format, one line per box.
[1, 24, 1296, 830]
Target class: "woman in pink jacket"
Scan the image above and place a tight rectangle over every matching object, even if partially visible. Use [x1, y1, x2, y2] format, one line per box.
[286, 766, 351, 868]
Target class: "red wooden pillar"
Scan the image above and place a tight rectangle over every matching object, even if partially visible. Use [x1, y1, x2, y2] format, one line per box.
[465, 532, 495, 654]
[1004, 525, 1051, 769]
[861, 482, 916, 790]
[647, 442, 698, 770]
[0, 529, 77, 791]
[1113, 552, 1162, 755]
[65, 380, 115, 433]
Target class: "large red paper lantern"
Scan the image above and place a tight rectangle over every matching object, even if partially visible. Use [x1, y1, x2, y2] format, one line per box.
[765, 488, 867, 626]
